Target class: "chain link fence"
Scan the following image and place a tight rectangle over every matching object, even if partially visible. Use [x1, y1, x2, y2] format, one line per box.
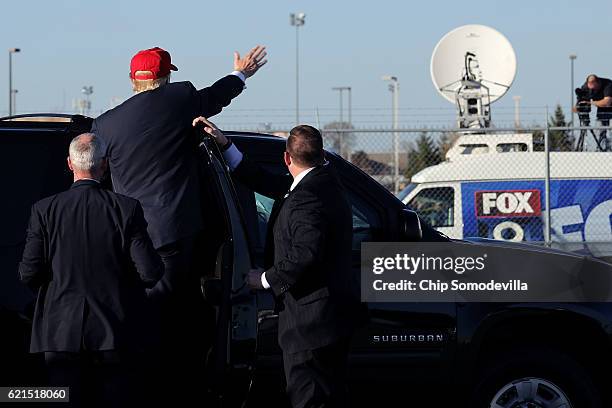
[234, 123, 612, 258]
[334, 125, 612, 258]
[9, 103, 611, 255]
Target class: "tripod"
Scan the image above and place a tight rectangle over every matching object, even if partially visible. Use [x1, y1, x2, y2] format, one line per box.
[596, 115, 611, 151]
[575, 113, 609, 151]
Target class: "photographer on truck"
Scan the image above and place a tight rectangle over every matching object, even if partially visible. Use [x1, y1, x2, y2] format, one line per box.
[573, 74, 612, 151]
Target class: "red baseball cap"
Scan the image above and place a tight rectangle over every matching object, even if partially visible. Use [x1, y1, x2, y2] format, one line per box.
[130, 47, 178, 80]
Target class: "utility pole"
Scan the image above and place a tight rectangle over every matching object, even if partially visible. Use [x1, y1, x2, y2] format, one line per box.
[332, 86, 351, 123]
[348, 86, 352, 128]
[332, 87, 344, 123]
[383, 76, 399, 194]
[290, 13, 305, 125]
[332, 86, 351, 158]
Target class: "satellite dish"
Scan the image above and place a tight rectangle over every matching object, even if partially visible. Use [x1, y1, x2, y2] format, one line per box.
[431, 24, 517, 105]
[430, 25, 517, 128]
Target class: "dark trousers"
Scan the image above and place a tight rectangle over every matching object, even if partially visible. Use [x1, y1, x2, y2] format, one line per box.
[45, 351, 134, 408]
[283, 339, 350, 408]
[148, 236, 208, 351]
[147, 236, 197, 302]
[146, 236, 213, 407]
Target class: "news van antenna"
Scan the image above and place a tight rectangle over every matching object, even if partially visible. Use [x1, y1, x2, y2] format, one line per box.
[431, 25, 517, 129]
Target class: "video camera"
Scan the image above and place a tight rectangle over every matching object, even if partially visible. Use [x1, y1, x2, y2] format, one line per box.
[574, 87, 610, 151]
[575, 87, 592, 123]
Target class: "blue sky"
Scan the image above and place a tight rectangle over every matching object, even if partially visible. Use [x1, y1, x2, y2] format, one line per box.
[1, 0, 611, 128]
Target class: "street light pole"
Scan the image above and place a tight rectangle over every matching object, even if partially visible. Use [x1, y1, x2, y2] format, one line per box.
[290, 13, 305, 125]
[12, 90, 18, 115]
[569, 54, 576, 127]
[383, 76, 399, 194]
[8, 48, 20, 117]
[513, 95, 521, 128]
[81, 86, 94, 116]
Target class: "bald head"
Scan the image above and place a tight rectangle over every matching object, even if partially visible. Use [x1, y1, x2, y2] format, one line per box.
[68, 133, 107, 180]
[587, 74, 601, 91]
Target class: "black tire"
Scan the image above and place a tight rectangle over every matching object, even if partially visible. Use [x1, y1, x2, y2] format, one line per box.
[470, 347, 602, 408]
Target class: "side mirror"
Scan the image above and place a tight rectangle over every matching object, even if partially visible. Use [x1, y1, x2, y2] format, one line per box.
[401, 209, 422, 241]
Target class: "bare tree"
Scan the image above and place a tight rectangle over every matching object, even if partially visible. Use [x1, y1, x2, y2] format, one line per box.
[322, 121, 355, 159]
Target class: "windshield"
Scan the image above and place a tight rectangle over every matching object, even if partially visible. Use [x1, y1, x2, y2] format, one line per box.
[396, 183, 417, 202]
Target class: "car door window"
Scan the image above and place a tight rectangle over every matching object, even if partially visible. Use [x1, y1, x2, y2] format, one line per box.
[243, 177, 381, 255]
[231, 159, 287, 263]
[254, 191, 274, 244]
[408, 187, 454, 227]
[345, 189, 381, 250]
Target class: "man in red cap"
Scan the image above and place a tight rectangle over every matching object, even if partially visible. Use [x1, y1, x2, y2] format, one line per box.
[93, 45, 266, 257]
[90, 45, 267, 404]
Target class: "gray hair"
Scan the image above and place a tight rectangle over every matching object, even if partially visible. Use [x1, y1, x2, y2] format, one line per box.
[69, 133, 106, 172]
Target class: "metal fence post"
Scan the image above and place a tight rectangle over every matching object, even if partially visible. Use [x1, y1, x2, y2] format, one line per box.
[544, 107, 552, 247]
[393, 83, 400, 194]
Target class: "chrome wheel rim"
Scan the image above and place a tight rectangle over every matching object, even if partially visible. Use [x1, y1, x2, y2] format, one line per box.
[489, 377, 573, 408]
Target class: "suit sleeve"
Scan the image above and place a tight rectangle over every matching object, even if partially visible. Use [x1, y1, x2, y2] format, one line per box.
[194, 75, 244, 118]
[128, 202, 164, 288]
[264, 189, 327, 296]
[18, 205, 50, 289]
[232, 154, 292, 200]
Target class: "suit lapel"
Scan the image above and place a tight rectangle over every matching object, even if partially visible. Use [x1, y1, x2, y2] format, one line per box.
[269, 194, 287, 226]
[264, 192, 290, 268]
[263, 165, 327, 267]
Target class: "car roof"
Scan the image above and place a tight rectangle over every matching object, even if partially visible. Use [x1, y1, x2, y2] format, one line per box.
[0, 114, 92, 133]
[224, 131, 286, 142]
[412, 151, 612, 183]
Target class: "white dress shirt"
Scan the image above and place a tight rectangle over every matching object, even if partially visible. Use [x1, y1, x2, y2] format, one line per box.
[230, 71, 247, 88]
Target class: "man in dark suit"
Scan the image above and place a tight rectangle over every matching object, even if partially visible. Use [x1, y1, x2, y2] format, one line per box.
[195, 117, 357, 408]
[91, 45, 267, 299]
[19, 133, 163, 407]
[90, 46, 268, 394]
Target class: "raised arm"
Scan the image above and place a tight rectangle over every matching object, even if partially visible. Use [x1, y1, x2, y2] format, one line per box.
[196, 45, 268, 118]
[193, 116, 291, 199]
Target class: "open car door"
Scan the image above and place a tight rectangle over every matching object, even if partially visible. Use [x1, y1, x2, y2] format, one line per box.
[197, 136, 258, 406]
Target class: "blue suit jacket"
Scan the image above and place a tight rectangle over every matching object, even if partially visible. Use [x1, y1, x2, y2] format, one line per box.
[92, 76, 244, 248]
[19, 180, 163, 352]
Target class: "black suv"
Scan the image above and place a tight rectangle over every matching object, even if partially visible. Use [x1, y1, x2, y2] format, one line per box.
[1, 115, 612, 408]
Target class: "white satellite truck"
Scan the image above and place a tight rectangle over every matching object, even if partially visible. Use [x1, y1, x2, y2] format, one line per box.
[399, 25, 612, 257]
